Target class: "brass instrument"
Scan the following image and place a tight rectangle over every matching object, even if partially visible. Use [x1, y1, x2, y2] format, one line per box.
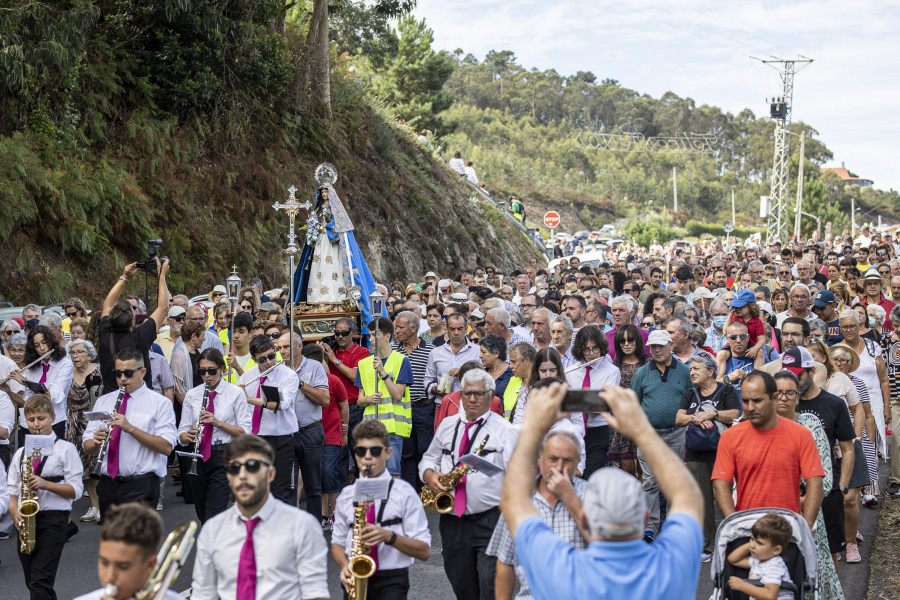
[349, 466, 376, 600]
[0, 350, 53, 386]
[102, 521, 198, 600]
[421, 435, 490, 513]
[91, 386, 126, 479]
[18, 447, 42, 554]
[187, 382, 211, 477]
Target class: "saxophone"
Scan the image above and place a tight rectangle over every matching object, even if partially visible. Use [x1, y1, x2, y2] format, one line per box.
[348, 466, 376, 600]
[18, 447, 42, 554]
[420, 435, 490, 513]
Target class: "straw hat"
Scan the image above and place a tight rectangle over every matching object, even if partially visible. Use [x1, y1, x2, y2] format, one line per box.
[829, 343, 860, 373]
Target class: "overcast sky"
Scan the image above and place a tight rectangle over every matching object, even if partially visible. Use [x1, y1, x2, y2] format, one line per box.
[414, 0, 899, 191]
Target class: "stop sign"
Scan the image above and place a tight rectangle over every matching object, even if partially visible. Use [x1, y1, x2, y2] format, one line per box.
[543, 211, 561, 228]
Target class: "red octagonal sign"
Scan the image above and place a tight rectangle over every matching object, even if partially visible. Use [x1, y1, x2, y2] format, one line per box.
[543, 211, 561, 228]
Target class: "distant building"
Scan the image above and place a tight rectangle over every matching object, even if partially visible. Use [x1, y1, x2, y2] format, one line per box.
[821, 162, 874, 187]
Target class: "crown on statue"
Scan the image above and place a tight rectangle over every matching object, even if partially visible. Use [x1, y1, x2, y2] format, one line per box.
[314, 162, 338, 187]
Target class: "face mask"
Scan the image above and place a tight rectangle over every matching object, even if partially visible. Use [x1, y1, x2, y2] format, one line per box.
[713, 316, 728, 329]
[869, 317, 877, 328]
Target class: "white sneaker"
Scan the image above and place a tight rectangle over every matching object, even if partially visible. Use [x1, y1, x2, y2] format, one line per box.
[156, 501, 164, 511]
[80, 507, 100, 522]
[321, 516, 333, 532]
[700, 552, 713, 563]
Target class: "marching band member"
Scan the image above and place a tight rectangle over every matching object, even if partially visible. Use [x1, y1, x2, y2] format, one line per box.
[7, 325, 73, 443]
[419, 369, 518, 600]
[192, 435, 329, 600]
[237, 335, 298, 503]
[73, 502, 182, 600]
[8, 394, 83, 600]
[82, 348, 177, 519]
[178, 348, 251, 523]
[331, 420, 431, 599]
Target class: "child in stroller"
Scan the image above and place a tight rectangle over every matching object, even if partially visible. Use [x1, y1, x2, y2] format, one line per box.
[727, 513, 795, 600]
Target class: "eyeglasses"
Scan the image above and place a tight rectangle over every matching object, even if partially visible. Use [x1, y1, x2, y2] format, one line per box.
[461, 390, 489, 398]
[809, 335, 822, 343]
[2, 330, 14, 336]
[256, 352, 278, 363]
[113, 368, 140, 378]
[225, 459, 271, 475]
[877, 253, 888, 257]
[354, 445, 385, 458]
[774, 390, 798, 399]
[334, 330, 352, 337]
[188, 316, 205, 322]
[520, 303, 538, 309]
[198, 367, 220, 376]
[641, 321, 655, 327]
[832, 357, 850, 365]
[70, 350, 87, 357]
[727, 334, 749, 341]
[65, 310, 79, 318]
[584, 345, 603, 355]
[268, 332, 281, 340]
[241, 304, 253, 310]
[170, 315, 185, 322]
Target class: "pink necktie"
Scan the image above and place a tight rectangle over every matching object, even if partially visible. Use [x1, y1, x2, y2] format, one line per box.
[106, 394, 130, 478]
[581, 365, 592, 389]
[366, 503, 379, 569]
[199, 391, 216, 461]
[454, 419, 483, 517]
[236, 517, 261, 600]
[251, 377, 266, 435]
[33, 458, 42, 474]
[39, 363, 50, 385]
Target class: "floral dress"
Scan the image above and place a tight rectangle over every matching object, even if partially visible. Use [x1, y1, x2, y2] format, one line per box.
[797, 413, 844, 600]
[607, 359, 646, 461]
[66, 364, 103, 476]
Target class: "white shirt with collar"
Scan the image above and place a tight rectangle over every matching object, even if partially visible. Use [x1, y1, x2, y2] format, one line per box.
[0, 460, 8, 514]
[511, 387, 584, 436]
[332, 469, 431, 570]
[8, 431, 83, 510]
[419, 409, 518, 515]
[564, 354, 621, 427]
[22, 355, 73, 425]
[192, 494, 330, 600]
[0, 354, 25, 395]
[424, 340, 482, 400]
[178, 380, 251, 446]
[82, 384, 177, 478]
[238, 363, 299, 436]
[294, 356, 329, 427]
[74, 589, 182, 600]
[0, 390, 14, 447]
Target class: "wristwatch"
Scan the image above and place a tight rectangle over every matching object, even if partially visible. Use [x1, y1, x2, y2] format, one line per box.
[840, 486, 849, 495]
[119, 275, 128, 282]
[335, 359, 343, 366]
[381, 372, 394, 382]
[386, 531, 397, 546]
[298, 380, 305, 389]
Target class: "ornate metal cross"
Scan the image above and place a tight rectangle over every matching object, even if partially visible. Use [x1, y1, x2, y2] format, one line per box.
[273, 184, 312, 255]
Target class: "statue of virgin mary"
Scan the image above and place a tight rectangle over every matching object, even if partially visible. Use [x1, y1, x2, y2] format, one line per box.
[293, 164, 383, 335]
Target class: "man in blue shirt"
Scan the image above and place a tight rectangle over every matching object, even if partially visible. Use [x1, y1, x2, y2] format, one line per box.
[500, 381, 704, 600]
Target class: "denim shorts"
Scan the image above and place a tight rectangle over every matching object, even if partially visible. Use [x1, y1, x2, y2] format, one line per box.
[321, 444, 344, 494]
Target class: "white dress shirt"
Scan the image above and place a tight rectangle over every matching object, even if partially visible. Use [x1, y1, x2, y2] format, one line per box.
[22, 356, 73, 425]
[424, 341, 482, 400]
[82, 384, 177, 477]
[0, 460, 9, 514]
[0, 354, 25, 395]
[238, 364, 298, 436]
[192, 494, 330, 600]
[294, 357, 329, 427]
[74, 590, 181, 600]
[8, 432, 83, 510]
[178, 380, 251, 447]
[419, 410, 518, 515]
[511, 387, 584, 437]
[0, 390, 14, 447]
[564, 354, 621, 428]
[332, 469, 431, 570]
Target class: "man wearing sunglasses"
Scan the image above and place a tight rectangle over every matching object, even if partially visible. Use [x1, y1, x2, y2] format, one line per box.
[715, 322, 757, 398]
[238, 335, 298, 503]
[154, 305, 185, 361]
[83, 347, 177, 519]
[331, 420, 431, 599]
[193, 435, 329, 600]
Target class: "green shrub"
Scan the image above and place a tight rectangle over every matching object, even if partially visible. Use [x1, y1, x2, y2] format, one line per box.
[624, 220, 679, 247]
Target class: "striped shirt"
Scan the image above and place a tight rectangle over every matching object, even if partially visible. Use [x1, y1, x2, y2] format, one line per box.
[392, 338, 435, 402]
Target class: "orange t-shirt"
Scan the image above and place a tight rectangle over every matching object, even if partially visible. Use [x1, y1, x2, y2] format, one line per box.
[712, 417, 825, 514]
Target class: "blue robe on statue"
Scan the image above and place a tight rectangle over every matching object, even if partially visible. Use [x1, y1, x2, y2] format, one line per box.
[293, 185, 384, 343]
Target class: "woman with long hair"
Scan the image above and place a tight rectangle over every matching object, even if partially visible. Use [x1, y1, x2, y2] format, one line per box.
[67, 339, 103, 522]
[479, 334, 513, 400]
[610, 324, 648, 479]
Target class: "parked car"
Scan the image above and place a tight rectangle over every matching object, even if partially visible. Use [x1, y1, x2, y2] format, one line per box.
[0, 303, 22, 327]
[573, 230, 590, 240]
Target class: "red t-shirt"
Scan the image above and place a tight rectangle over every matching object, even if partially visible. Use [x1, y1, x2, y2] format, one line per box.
[323, 373, 348, 446]
[732, 315, 765, 346]
[434, 391, 505, 431]
[330, 343, 370, 403]
[712, 417, 825, 514]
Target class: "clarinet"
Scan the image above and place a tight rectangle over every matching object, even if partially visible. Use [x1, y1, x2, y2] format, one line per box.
[188, 382, 211, 477]
[91, 386, 126, 479]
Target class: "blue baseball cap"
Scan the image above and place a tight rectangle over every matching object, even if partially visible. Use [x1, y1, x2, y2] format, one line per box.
[811, 290, 836, 308]
[729, 289, 757, 308]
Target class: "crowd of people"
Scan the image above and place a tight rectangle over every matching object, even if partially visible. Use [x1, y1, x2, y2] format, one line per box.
[0, 224, 898, 599]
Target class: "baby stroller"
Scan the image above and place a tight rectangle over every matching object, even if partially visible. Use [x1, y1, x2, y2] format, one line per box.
[709, 507, 818, 600]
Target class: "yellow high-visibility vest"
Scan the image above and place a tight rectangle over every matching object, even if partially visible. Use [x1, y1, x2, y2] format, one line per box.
[503, 377, 523, 421]
[358, 352, 412, 437]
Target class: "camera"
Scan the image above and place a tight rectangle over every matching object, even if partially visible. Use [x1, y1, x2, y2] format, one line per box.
[136, 239, 165, 272]
[320, 335, 339, 351]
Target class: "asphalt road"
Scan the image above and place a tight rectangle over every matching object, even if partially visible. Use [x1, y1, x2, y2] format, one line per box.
[0, 465, 887, 599]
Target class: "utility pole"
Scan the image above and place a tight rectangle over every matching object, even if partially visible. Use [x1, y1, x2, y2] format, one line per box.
[731, 189, 736, 225]
[851, 197, 856, 238]
[793, 130, 806, 240]
[753, 56, 813, 246]
[673, 166, 678, 213]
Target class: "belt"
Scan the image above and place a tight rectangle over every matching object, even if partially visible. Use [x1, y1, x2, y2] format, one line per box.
[654, 426, 681, 434]
[300, 420, 323, 432]
[100, 472, 157, 483]
[411, 398, 432, 407]
[260, 433, 294, 442]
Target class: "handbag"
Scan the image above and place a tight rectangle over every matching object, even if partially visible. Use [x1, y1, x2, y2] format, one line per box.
[685, 387, 727, 452]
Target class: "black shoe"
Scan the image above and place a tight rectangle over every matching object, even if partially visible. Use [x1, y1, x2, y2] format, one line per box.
[888, 483, 900, 497]
[66, 521, 79, 542]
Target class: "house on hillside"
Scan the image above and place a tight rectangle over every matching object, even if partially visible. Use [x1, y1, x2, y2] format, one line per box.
[821, 162, 874, 187]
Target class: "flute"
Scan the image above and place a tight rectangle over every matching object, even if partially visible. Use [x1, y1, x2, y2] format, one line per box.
[91, 386, 126, 479]
[241, 362, 281, 387]
[187, 382, 211, 476]
[0, 350, 53, 385]
[563, 354, 608, 374]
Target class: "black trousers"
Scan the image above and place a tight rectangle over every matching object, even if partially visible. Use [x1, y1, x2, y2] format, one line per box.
[18, 510, 69, 600]
[342, 568, 410, 600]
[401, 403, 435, 490]
[18, 421, 66, 448]
[261, 433, 295, 503]
[175, 443, 195, 504]
[0, 444, 10, 470]
[185, 447, 230, 523]
[97, 473, 160, 520]
[343, 403, 365, 477]
[294, 423, 325, 522]
[439, 508, 500, 600]
[822, 488, 846, 554]
[583, 425, 610, 479]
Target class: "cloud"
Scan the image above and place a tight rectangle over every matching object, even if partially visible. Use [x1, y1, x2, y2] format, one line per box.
[414, 0, 900, 190]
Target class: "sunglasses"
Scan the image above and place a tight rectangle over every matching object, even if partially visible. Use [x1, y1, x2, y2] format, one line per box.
[225, 459, 271, 475]
[354, 445, 384, 458]
[334, 330, 352, 337]
[256, 352, 277, 363]
[113, 368, 140, 378]
[268, 332, 281, 340]
[620, 337, 636, 344]
[171, 315, 185, 322]
[727, 334, 749, 341]
[65, 310, 79, 318]
[198, 367, 220, 376]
